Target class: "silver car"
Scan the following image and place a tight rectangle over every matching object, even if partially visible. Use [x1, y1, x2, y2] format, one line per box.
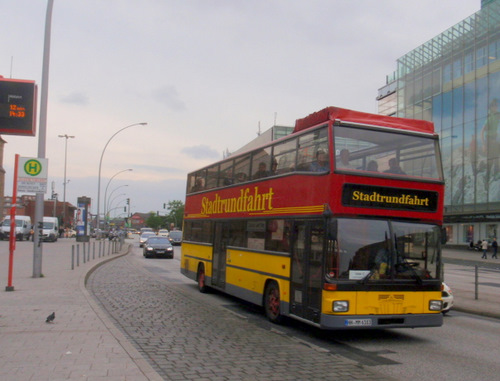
[139, 232, 155, 247]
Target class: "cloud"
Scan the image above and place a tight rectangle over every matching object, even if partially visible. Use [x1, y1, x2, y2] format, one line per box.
[151, 85, 185, 111]
[60, 91, 89, 105]
[181, 145, 220, 160]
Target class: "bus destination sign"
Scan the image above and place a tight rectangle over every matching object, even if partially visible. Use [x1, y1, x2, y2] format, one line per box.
[342, 183, 438, 212]
[0, 77, 37, 136]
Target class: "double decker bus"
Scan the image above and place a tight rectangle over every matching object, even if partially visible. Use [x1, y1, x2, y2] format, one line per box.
[181, 106, 445, 330]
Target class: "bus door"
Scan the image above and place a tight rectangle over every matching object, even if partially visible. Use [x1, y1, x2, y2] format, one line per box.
[212, 222, 228, 289]
[290, 219, 324, 323]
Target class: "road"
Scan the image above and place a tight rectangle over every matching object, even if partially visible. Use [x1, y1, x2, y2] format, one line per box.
[87, 239, 500, 381]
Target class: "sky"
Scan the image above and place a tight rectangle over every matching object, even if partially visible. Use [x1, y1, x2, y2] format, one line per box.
[0, 0, 481, 218]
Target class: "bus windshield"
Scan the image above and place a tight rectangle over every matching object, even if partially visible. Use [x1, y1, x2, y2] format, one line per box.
[329, 218, 441, 282]
[334, 125, 443, 180]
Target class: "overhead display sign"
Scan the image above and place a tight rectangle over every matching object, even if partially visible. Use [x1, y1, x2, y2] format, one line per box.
[0, 77, 37, 136]
[17, 157, 48, 193]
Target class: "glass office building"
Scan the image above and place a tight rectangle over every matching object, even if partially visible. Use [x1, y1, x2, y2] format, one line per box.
[377, 0, 500, 245]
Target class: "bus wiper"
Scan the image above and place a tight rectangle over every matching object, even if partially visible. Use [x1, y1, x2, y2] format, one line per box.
[395, 259, 422, 285]
[359, 269, 375, 284]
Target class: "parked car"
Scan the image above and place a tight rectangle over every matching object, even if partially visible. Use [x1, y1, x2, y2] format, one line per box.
[168, 230, 183, 245]
[442, 282, 454, 314]
[143, 236, 174, 258]
[139, 232, 156, 247]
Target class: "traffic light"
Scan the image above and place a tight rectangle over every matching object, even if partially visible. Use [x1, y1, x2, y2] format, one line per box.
[126, 198, 130, 205]
[124, 206, 126, 212]
[163, 203, 166, 209]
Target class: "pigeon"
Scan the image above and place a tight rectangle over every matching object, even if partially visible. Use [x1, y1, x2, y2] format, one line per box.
[46, 312, 55, 323]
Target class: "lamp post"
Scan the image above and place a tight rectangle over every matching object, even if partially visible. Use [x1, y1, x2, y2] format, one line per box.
[96, 122, 147, 234]
[58, 134, 75, 226]
[105, 185, 128, 218]
[103, 169, 132, 220]
[106, 192, 127, 220]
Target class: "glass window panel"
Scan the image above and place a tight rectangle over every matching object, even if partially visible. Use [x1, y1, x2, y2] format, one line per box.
[464, 51, 474, 73]
[334, 126, 442, 180]
[476, 46, 487, 68]
[432, 95, 442, 133]
[443, 63, 452, 83]
[205, 164, 219, 190]
[463, 120, 475, 206]
[297, 127, 329, 171]
[251, 147, 273, 180]
[189, 169, 206, 193]
[453, 58, 462, 79]
[442, 91, 452, 129]
[452, 87, 463, 127]
[476, 76, 488, 120]
[219, 159, 234, 187]
[464, 82, 475, 123]
[335, 219, 440, 281]
[273, 138, 297, 174]
[234, 154, 251, 183]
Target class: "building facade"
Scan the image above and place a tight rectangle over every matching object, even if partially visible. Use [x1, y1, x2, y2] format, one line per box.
[2, 195, 76, 228]
[378, 0, 500, 245]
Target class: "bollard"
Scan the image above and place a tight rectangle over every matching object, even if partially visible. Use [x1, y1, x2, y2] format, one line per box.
[87, 242, 90, 262]
[83, 243, 86, 263]
[108, 240, 111, 256]
[77, 245, 80, 267]
[98, 240, 102, 258]
[93, 241, 95, 260]
[71, 245, 75, 270]
[475, 265, 479, 300]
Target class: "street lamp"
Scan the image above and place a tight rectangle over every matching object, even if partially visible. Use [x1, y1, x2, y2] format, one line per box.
[106, 192, 127, 219]
[103, 169, 132, 219]
[106, 185, 128, 216]
[96, 122, 147, 233]
[58, 134, 75, 227]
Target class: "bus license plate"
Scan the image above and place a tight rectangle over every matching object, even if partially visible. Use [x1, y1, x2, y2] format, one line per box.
[345, 318, 372, 327]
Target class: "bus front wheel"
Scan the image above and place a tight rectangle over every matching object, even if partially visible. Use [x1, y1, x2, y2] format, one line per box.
[197, 265, 208, 293]
[264, 281, 283, 324]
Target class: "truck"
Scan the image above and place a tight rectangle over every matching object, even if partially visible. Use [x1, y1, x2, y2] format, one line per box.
[0, 215, 32, 241]
[41, 216, 59, 242]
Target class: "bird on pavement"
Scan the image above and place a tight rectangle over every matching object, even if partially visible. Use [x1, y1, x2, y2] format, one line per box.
[46, 312, 55, 323]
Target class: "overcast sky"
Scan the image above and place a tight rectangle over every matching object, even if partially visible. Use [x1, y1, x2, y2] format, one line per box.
[1, 0, 480, 218]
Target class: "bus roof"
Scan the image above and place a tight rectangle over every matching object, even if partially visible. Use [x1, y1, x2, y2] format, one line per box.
[294, 106, 435, 134]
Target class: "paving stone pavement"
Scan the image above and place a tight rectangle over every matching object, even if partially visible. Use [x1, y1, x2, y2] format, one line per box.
[87, 254, 394, 381]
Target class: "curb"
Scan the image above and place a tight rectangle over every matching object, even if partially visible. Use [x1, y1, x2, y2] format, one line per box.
[79, 244, 164, 381]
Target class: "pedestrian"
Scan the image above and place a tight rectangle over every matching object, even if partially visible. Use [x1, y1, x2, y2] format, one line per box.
[481, 239, 488, 259]
[492, 238, 498, 259]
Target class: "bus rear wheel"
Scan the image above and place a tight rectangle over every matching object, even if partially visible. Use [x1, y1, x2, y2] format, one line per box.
[264, 281, 283, 323]
[197, 265, 208, 293]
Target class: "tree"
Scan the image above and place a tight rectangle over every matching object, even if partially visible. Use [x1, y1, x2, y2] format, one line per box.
[145, 212, 163, 231]
[165, 200, 184, 229]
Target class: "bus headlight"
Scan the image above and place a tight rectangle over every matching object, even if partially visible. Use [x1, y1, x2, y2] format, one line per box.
[429, 300, 443, 311]
[333, 300, 349, 312]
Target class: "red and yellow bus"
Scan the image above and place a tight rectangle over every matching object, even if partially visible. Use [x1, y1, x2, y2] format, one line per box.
[181, 106, 445, 329]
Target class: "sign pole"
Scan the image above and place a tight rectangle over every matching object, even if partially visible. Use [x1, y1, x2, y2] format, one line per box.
[6, 154, 19, 291]
[33, 0, 54, 278]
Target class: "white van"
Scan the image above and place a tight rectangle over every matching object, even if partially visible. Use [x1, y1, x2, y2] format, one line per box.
[0, 215, 32, 241]
[42, 217, 59, 242]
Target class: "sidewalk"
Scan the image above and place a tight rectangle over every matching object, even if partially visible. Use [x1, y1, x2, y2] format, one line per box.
[441, 246, 500, 319]
[0, 241, 498, 381]
[0, 238, 162, 381]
